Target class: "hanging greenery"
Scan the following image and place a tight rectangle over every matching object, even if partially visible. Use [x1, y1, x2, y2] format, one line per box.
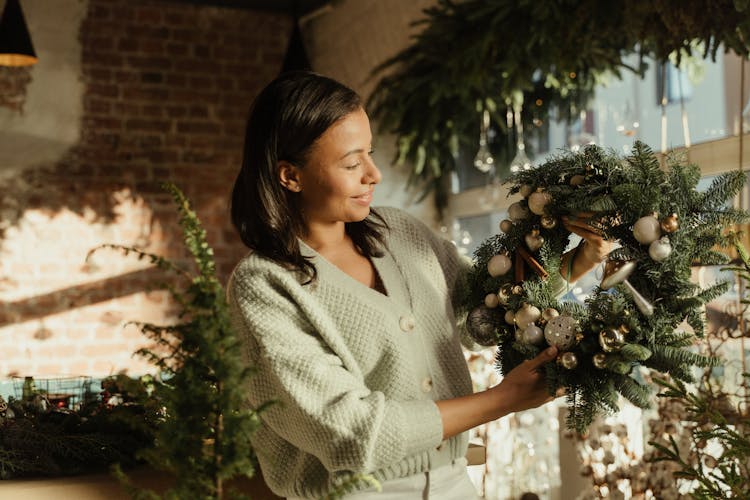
[368, 0, 750, 213]
[459, 142, 748, 432]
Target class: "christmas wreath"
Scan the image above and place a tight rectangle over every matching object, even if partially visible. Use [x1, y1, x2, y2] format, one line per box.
[461, 142, 748, 431]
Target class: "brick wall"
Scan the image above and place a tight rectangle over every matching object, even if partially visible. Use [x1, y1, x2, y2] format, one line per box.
[0, 66, 32, 112]
[0, 0, 291, 378]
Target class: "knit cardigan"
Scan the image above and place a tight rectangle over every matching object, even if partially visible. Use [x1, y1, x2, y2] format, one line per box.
[227, 207, 475, 499]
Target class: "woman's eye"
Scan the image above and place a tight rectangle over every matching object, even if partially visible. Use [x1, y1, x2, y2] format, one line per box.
[345, 163, 360, 170]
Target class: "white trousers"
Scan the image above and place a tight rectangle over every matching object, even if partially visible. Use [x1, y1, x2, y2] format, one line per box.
[289, 458, 481, 500]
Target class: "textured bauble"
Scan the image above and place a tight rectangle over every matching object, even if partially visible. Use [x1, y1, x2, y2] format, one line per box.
[599, 327, 625, 352]
[528, 191, 552, 215]
[560, 351, 578, 369]
[633, 215, 661, 244]
[484, 293, 499, 308]
[542, 307, 560, 322]
[570, 174, 586, 186]
[592, 353, 607, 369]
[660, 213, 679, 233]
[466, 306, 503, 346]
[524, 229, 544, 252]
[648, 236, 672, 262]
[522, 324, 544, 345]
[544, 315, 579, 350]
[519, 184, 534, 198]
[540, 215, 557, 229]
[515, 303, 541, 329]
[508, 202, 530, 221]
[504, 310, 516, 325]
[487, 253, 512, 277]
[499, 219, 514, 233]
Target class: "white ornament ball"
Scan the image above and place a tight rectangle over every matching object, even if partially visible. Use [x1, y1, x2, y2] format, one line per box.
[487, 254, 512, 277]
[528, 191, 552, 216]
[515, 303, 541, 329]
[504, 310, 516, 325]
[519, 184, 534, 198]
[648, 236, 672, 262]
[499, 219, 514, 233]
[484, 293, 499, 308]
[633, 215, 662, 244]
[508, 201, 529, 222]
[522, 324, 544, 345]
[544, 315, 579, 350]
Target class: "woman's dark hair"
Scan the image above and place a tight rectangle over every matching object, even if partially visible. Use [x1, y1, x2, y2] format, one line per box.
[231, 71, 387, 283]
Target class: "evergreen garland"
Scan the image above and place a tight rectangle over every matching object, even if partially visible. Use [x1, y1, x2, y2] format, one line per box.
[460, 142, 748, 432]
[368, 0, 750, 212]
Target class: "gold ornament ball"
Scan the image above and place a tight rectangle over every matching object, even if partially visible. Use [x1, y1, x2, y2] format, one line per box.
[599, 327, 625, 352]
[504, 310, 516, 325]
[660, 213, 679, 233]
[497, 286, 511, 305]
[524, 231, 545, 252]
[540, 215, 557, 229]
[592, 353, 607, 369]
[511, 284, 524, 295]
[560, 351, 578, 370]
[542, 307, 560, 321]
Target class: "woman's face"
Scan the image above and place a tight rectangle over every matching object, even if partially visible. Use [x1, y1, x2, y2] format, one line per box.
[295, 107, 381, 227]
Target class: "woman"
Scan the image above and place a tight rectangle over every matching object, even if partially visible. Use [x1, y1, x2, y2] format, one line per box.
[228, 71, 608, 499]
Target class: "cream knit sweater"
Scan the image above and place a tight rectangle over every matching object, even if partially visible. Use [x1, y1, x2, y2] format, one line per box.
[227, 207, 475, 499]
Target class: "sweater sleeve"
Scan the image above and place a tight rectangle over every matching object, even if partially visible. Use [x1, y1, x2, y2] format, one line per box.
[229, 268, 444, 474]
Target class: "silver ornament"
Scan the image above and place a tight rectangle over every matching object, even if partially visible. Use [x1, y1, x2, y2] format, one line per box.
[599, 327, 625, 352]
[467, 306, 503, 346]
[648, 236, 672, 262]
[560, 351, 578, 369]
[544, 315, 579, 350]
[499, 219, 514, 233]
[633, 215, 661, 244]
[515, 303, 541, 329]
[592, 353, 607, 369]
[487, 253, 512, 277]
[522, 324, 544, 345]
[508, 201, 530, 221]
[528, 191, 552, 216]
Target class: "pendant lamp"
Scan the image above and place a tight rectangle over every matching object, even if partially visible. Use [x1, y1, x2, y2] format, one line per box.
[0, 0, 37, 67]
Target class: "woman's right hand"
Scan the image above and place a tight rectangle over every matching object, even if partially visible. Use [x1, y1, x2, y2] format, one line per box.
[489, 346, 558, 415]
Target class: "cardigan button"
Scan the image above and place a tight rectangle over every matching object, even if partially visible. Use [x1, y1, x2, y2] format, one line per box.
[421, 377, 433, 393]
[399, 315, 416, 332]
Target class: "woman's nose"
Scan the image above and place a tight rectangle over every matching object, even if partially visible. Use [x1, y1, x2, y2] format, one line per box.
[365, 159, 381, 185]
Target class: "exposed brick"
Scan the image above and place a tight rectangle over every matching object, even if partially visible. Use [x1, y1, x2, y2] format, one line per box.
[176, 122, 221, 134]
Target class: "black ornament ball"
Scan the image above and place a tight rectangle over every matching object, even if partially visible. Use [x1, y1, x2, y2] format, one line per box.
[467, 305, 504, 346]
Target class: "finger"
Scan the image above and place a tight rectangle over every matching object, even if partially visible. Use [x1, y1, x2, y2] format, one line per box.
[527, 346, 558, 370]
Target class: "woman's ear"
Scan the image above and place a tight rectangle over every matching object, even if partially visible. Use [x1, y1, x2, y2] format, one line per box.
[278, 161, 302, 192]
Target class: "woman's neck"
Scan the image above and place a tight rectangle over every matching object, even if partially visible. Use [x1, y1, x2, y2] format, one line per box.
[301, 220, 348, 254]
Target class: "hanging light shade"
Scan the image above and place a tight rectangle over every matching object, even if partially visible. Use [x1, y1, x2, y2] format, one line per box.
[0, 0, 38, 67]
